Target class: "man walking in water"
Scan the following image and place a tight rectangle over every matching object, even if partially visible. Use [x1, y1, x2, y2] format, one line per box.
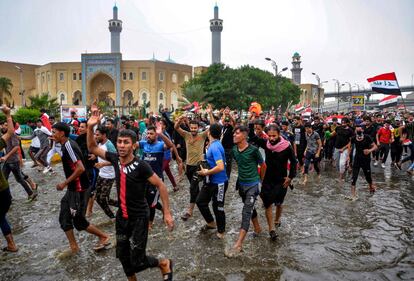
[87, 105, 174, 281]
[228, 125, 266, 256]
[51, 122, 110, 255]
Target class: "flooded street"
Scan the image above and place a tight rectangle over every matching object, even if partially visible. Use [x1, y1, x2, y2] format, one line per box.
[1, 160, 413, 281]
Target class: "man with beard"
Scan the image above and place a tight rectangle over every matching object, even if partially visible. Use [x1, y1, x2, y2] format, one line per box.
[249, 123, 297, 241]
[174, 106, 214, 221]
[220, 116, 234, 178]
[350, 125, 377, 200]
[331, 117, 353, 180]
[292, 116, 307, 168]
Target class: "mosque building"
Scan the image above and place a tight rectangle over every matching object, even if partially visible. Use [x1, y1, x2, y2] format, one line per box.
[0, 5, 193, 113]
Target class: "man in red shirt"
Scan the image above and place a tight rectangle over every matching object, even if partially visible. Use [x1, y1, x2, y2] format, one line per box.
[376, 120, 394, 168]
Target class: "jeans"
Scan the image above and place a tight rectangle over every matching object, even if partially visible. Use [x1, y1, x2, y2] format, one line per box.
[304, 151, 320, 175]
[0, 188, 12, 236]
[186, 165, 201, 204]
[2, 162, 33, 196]
[236, 182, 259, 231]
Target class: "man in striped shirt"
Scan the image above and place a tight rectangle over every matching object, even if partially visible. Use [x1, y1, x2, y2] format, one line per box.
[52, 122, 110, 255]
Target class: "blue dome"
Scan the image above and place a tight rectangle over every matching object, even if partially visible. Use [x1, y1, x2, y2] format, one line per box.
[293, 52, 300, 57]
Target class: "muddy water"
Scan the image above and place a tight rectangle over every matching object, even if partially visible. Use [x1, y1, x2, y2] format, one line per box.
[0, 160, 413, 281]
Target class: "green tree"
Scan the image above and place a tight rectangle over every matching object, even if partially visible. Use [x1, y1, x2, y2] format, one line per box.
[0, 77, 13, 105]
[13, 107, 41, 125]
[28, 93, 60, 117]
[182, 64, 301, 111]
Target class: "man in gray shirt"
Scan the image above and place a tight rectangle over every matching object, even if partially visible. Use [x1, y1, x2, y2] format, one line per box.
[21, 119, 51, 169]
[303, 122, 322, 185]
[1, 121, 37, 201]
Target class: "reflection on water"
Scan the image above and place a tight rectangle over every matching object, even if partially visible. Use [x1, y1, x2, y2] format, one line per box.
[1, 161, 413, 281]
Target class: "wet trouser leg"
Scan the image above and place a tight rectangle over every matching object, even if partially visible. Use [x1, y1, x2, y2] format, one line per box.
[116, 214, 159, 277]
[95, 176, 116, 219]
[196, 181, 228, 233]
[237, 183, 259, 232]
[162, 159, 176, 187]
[2, 162, 33, 196]
[304, 151, 319, 174]
[379, 143, 390, 164]
[352, 159, 372, 185]
[224, 149, 233, 178]
[59, 190, 90, 232]
[0, 188, 12, 236]
[186, 165, 200, 204]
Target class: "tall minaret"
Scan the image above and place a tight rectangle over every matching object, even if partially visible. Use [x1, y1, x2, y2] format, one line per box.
[291, 52, 302, 85]
[108, 4, 122, 53]
[210, 4, 223, 64]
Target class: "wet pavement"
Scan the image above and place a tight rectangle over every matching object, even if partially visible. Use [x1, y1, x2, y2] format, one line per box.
[0, 159, 413, 281]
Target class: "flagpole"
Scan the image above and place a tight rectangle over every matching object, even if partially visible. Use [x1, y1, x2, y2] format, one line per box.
[395, 75, 407, 112]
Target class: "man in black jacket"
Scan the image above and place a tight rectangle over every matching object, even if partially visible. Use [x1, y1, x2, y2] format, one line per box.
[249, 123, 297, 241]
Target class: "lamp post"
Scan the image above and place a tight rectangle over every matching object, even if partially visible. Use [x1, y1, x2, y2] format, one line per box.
[265, 57, 287, 109]
[333, 79, 341, 112]
[341, 82, 352, 111]
[311, 72, 328, 113]
[15, 65, 25, 106]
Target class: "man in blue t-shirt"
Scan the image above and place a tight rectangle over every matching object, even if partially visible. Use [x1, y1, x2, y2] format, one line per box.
[138, 125, 180, 229]
[196, 123, 228, 239]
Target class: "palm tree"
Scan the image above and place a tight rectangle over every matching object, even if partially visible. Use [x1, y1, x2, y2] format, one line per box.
[28, 93, 60, 117]
[179, 84, 212, 107]
[0, 77, 13, 105]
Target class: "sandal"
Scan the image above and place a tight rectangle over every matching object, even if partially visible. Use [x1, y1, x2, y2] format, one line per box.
[200, 224, 216, 232]
[2, 246, 18, 252]
[180, 213, 191, 221]
[162, 259, 173, 281]
[93, 237, 111, 251]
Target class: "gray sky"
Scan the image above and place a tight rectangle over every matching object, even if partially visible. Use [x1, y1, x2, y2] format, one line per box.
[1, 0, 413, 94]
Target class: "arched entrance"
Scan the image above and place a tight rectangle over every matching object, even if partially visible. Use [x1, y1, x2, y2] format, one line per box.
[158, 91, 165, 112]
[72, 90, 82, 105]
[88, 73, 115, 105]
[123, 90, 133, 107]
[171, 91, 178, 111]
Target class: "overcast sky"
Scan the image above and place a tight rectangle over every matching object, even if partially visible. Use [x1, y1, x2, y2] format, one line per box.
[1, 0, 413, 94]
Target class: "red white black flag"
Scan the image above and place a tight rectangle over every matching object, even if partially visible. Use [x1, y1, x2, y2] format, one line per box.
[367, 72, 401, 95]
[378, 95, 399, 108]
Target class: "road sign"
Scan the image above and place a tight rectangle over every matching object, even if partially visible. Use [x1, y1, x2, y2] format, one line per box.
[352, 95, 365, 109]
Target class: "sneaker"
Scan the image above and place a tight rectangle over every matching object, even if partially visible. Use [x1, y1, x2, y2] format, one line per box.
[374, 161, 378, 167]
[43, 166, 52, 174]
[381, 163, 386, 169]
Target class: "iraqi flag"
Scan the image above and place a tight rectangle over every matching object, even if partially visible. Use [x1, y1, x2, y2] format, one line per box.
[378, 95, 399, 108]
[301, 106, 312, 117]
[367, 72, 401, 95]
[295, 104, 304, 113]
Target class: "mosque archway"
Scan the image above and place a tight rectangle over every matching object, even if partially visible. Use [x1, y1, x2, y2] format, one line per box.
[72, 90, 82, 105]
[88, 72, 115, 105]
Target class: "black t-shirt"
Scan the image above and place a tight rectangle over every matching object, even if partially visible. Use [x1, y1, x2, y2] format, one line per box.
[351, 135, 373, 161]
[108, 129, 119, 149]
[106, 151, 154, 219]
[312, 123, 324, 140]
[62, 139, 90, 192]
[221, 124, 234, 150]
[293, 125, 307, 148]
[334, 126, 354, 149]
[75, 133, 96, 169]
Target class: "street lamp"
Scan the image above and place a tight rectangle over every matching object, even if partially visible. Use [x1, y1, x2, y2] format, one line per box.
[265, 57, 288, 110]
[15, 65, 25, 107]
[312, 72, 322, 112]
[341, 82, 352, 111]
[332, 79, 341, 112]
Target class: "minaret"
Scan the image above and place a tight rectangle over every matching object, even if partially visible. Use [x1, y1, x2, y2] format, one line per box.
[108, 4, 122, 53]
[291, 52, 302, 85]
[210, 4, 223, 64]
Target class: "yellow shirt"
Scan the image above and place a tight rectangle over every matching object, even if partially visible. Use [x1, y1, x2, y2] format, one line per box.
[183, 130, 208, 166]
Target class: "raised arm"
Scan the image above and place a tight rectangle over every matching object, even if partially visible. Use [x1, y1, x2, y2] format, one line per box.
[87, 105, 107, 160]
[1, 106, 14, 143]
[174, 116, 187, 137]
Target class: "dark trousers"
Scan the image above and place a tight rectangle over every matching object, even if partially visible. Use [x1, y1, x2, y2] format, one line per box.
[304, 151, 320, 174]
[116, 214, 159, 277]
[391, 141, 403, 163]
[0, 188, 12, 236]
[59, 190, 90, 232]
[196, 181, 228, 233]
[186, 165, 201, 204]
[2, 162, 33, 196]
[224, 149, 233, 178]
[351, 158, 372, 185]
[377, 143, 390, 163]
